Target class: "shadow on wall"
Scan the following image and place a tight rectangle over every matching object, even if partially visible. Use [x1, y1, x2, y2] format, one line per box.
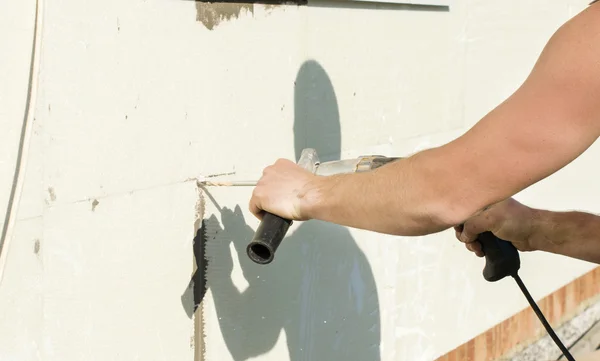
[204, 61, 381, 361]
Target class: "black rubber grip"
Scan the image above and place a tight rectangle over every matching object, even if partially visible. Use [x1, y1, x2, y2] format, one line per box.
[246, 212, 292, 264]
[478, 231, 521, 282]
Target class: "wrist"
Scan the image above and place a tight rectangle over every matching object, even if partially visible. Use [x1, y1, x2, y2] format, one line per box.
[296, 173, 350, 221]
[527, 208, 562, 253]
[296, 175, 329, 220]
[525, 207, 544, 251]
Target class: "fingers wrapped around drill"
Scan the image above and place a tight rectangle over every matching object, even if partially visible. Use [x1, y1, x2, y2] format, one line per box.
[466, 240, 484, 257]
[454, 204, 504, 258]
[454, 198, 537, 256]
[248, 158, 318, 222]
[454, 225, 485, 257]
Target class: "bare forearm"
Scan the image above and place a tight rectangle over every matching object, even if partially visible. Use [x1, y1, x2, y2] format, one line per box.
[300, 149, 476, 236]
[531, 208, 600, 264]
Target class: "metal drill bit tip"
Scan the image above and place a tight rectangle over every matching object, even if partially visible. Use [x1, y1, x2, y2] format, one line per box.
[200, 180, 257, 187]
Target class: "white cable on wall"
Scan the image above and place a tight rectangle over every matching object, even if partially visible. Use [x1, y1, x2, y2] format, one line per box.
[0, 0, 44, 285]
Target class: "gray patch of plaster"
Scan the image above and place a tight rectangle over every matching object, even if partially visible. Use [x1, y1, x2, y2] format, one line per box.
[181, 280, 195, 319]
[47, 187, 56, 202]
[196, 2, 253, 30]
[33, 239, 40, 255]
[91, 199, 99, 212]
[508, 299, 600, 361]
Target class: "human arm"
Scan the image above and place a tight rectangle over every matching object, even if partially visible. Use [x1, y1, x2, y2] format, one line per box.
[249, 4, 600, 236]
[455, 198, 600, 264]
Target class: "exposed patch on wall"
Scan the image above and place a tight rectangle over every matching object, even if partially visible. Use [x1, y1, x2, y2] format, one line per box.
[33, 239, 40, 255]
[47, 187, 56, 202]
[196, 2, 254, 30]
[91, 199, 99, 211]
[193, 186, 207, 361]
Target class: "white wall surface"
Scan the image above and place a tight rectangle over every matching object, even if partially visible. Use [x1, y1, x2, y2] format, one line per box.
[0, 0, 598, 360]
[0, 0, 37, 225]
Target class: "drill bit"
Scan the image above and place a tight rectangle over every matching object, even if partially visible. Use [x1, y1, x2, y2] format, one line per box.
[200, 180, 257, 187]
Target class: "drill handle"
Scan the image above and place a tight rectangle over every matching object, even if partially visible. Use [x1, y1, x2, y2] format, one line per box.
[246, 212, 292, 264]
[478, 231, 521, 282]
[246, 148, 319, 265]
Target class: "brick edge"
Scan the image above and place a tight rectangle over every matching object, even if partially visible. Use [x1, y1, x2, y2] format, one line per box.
[435, 266, 600, 361]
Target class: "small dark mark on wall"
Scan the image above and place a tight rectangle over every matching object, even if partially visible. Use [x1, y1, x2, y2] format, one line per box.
[117, 17, 120, 32]
[48, 104, 51, 113]
[125, 114, 128, 120]
[47, 187, 56, 202]
[92, 199, 99, 212]
[33, 239, 40, 255]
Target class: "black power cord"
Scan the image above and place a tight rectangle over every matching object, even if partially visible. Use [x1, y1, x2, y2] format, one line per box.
[476, 232, 577, 360]
[512, 273, 576, 361]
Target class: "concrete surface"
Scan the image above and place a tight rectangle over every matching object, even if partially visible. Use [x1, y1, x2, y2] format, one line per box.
[1, 0, 599, 360]
[510, 300, 600, 361]
[565, 321, 600, 360]
[509, 298, 600, 360]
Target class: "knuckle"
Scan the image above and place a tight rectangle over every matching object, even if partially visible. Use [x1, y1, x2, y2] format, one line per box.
[463, 222, 477, 234]
[274, 158, 288, 166]
[464, 222, 484, 240]
[464, 233, 476, 243]
[483, 213, 496, 226]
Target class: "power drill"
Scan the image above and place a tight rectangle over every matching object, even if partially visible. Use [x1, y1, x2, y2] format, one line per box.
[245, 148, 576, 361]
